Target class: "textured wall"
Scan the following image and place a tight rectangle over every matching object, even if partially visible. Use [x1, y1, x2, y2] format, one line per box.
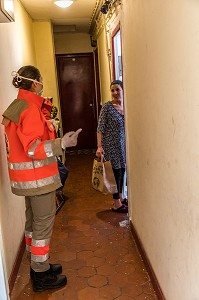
[122, 0, 199, 299]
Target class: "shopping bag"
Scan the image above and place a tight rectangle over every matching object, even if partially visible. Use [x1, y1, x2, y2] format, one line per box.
[92, 157, 118, 194]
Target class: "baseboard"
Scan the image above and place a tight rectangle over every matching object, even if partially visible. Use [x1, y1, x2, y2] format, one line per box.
[8, 236, 25, 295]
[130, 220, 166, 300]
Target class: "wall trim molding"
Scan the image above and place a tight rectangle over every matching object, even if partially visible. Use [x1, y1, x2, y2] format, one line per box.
[130, 220, 166, 300]
[8, 236, 25, 295]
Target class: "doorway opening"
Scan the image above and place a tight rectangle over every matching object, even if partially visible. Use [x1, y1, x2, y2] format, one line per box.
[56, 53, 100, 152]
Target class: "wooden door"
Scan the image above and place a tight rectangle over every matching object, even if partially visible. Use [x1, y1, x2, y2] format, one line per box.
[56, 53, 98, 150]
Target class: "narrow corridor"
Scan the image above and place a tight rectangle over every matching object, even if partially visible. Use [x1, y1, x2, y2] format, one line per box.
[11, 153, 158, 300]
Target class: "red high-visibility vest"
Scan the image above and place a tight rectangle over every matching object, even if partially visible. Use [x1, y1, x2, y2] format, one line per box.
[2, 89, 63, 196]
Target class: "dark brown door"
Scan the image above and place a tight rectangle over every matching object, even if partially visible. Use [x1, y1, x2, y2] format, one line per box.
[56, 53, 97, 150]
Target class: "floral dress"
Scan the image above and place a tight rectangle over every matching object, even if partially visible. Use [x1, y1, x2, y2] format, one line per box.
[97, 101, 126, 169]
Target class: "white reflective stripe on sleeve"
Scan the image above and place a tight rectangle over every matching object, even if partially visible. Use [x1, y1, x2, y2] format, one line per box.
[28, 140, 41, 158]
[10, 174, 60, 189]
[31, 253, 49, 263]
[44, 140, 53, 157]
[8, 156, 57, 170]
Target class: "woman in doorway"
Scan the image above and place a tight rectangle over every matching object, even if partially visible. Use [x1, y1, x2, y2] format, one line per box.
[96, 80, 127, 213]
[2, 65, 82, 292]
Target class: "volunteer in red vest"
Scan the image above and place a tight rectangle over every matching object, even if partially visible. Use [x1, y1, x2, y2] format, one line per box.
[1, 65, 82, 292]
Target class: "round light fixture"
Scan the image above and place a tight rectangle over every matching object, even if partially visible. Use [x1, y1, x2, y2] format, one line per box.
[54, 0, 73, 8]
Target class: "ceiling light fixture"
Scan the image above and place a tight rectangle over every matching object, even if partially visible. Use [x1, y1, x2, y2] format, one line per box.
[54, 0, 73, 8]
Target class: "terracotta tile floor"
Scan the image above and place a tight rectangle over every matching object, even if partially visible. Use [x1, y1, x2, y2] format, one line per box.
[11, 153, 158, 300]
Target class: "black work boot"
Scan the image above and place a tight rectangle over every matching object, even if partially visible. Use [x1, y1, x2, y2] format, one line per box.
[30, 263, 62, 280]
[32, 269, 67, 292]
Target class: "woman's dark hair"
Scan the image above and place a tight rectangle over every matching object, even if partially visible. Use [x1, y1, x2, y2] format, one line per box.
[12, 65, 41, 90]
[110, 80, 123, 89]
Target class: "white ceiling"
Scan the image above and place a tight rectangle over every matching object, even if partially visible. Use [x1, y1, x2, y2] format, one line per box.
[19, 0, 99, 33]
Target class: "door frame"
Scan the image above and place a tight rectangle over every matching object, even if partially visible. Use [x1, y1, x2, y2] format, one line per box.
[56, 52, 101, 118]
[111, 23, 123, 81]
[55, 52, 101, 150]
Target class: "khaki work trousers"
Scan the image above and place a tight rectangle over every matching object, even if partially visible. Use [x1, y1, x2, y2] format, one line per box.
[25, 191, 56, 272]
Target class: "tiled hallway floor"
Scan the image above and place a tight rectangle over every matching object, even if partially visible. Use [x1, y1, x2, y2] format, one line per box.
[11, 153, 158, 300]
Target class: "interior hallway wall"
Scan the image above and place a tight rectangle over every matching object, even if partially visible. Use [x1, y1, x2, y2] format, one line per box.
[93, 5, 121, 105]
[121, 0, 199, 299]
[0, 0, 36, 280]
[33, 22, 60, 109]
[96, 27, 111, 104]
[54, 32, 93, 54]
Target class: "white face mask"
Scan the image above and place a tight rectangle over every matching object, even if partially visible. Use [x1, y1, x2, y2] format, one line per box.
[37, 83, 44, 96]
[12, 71, 42, 85]
[37, 90, 43, 96]
[11, 71, 43, 95]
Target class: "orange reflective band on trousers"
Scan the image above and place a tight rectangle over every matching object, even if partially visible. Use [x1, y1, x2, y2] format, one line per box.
[25, 236, 32, 246]
[31, 245, 50, 256]
[25, 231, 32, 252]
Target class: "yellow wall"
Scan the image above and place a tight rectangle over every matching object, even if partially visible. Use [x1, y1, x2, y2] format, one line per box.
[0, 0, 36, 280]
[122, 0, 199, 299]
[97, 27, 111, 104]
[95, 0, 199, 298]
[3, 1, 199, 299]
[33, 21, 60, 109]
[95, 8, 121, 104]
[0, 0, 60, 286]
[54, 32, 93, 54]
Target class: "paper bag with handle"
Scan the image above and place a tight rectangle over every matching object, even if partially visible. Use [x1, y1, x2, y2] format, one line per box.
[92, 156, 117, 194]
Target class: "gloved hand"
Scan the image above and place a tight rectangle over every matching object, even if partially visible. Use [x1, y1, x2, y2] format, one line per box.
[61, 128, 82, 149]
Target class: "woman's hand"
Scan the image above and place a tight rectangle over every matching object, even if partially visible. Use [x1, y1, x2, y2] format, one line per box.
[96, 146, 104, 158]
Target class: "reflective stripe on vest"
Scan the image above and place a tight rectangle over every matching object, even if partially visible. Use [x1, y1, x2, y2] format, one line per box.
[28, 140, 53, 159]
[44, 140, 54, 158]
[25, 231, 32, 253]
[8, 156, 57, 170]
[31, 238, 50, 263]
[28, 140, 41, 158]
[10, 173, 60, 189]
